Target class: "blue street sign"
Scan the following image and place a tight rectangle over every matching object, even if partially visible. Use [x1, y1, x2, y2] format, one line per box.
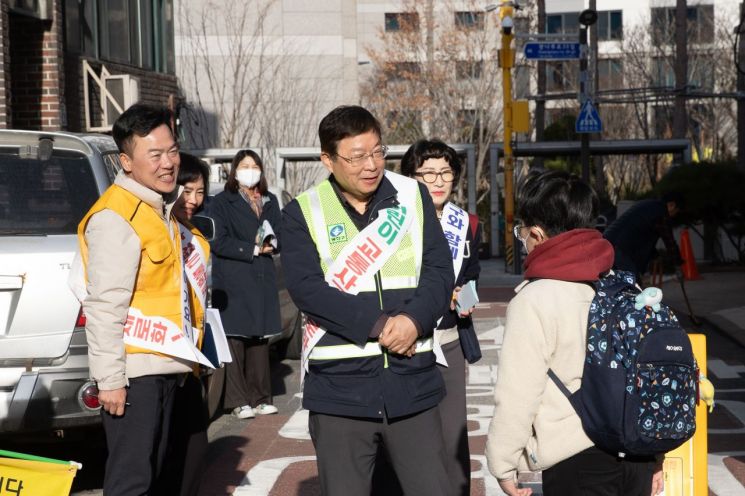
[575, 100, 602, 133]
[523, 42, 581, 60]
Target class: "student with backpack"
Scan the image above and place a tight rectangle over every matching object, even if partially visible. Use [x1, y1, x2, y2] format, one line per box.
[485, 170, 665, 496]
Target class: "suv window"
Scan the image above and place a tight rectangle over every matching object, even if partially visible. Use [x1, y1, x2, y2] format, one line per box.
[102, 151, 122, 183]
[0, 150, 99, 235]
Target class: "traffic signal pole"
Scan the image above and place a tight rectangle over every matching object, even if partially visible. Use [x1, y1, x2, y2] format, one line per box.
[498, 1, 519, 274]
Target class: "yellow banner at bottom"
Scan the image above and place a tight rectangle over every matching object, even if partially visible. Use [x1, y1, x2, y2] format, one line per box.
[0, 457, 78, 496]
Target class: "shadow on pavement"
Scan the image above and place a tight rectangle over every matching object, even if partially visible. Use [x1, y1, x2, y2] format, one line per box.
[198, 434, 250, 496]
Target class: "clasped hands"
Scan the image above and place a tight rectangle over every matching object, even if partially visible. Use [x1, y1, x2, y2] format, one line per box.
[378, 314, 419, 357]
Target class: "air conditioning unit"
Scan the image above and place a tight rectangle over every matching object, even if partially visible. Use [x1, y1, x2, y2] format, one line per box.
[103, 75, 140, 128]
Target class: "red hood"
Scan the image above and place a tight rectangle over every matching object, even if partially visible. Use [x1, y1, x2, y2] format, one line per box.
[523, 229, 614, 282]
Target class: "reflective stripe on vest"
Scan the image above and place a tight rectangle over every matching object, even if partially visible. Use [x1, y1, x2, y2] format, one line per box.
[309, 338, 434, 361]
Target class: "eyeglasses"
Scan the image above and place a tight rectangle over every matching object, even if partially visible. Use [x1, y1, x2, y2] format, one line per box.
[414, 170, 456, 183]
[513, 222, 527, 242]
[335, 145, 388, 167]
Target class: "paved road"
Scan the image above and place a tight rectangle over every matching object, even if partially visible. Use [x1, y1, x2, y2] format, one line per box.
[9, 285, 745, 495]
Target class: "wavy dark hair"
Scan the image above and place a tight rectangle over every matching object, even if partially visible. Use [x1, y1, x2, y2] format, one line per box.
[516, 169, 598, 237]
[178, 152, 210, 195]
[400, 139, 462, 180]
[225, 149, 268, 194]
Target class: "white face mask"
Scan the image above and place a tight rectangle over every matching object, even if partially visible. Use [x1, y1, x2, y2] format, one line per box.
[236, 168, 261, 188]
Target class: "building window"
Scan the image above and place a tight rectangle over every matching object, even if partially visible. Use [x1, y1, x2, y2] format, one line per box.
[455, 11, 485, 30]
[546, 61, 578, 93]
[652, 56, 714, 91]
[386, 62, 421, 81]
[546, 12, 579, 34]
[598, 59, 623, 89]
[597, 11, 623, 40]
[456, 61, 483, 80]
[651, 5, 714, 45]
[385, 12, 419, 32]
[63, 0, 175, 74]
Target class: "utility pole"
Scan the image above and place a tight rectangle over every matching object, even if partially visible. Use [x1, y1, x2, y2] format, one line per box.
[497, 1, 519, 273]
[737, 6, 745, 172]
[578, 10, 597, 183]
[534, 0, 546, 169]
[672, 0, 688, 155]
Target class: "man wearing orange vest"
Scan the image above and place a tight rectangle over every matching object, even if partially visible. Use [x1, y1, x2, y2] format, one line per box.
[77, 104, 208, 495]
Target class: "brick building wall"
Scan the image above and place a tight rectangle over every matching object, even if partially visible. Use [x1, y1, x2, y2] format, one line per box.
[8, 0, 64, 130]
[64, 57, 179, 133]
[0, 1, 9, 128]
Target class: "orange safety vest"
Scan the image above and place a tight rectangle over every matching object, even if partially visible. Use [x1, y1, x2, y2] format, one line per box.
[78, 184, 210, 356]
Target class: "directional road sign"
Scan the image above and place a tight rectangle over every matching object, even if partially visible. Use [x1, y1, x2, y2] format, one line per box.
[575, 100, 603, 133]
[523, 42, 581, 60]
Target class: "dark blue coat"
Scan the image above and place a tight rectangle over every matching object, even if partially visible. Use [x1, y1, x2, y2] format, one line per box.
[282, 176, 454, 419]
[208, 189, 282, 338]
[437, 217, 482, 364]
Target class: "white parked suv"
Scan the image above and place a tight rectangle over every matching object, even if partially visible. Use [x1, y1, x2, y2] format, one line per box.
[0, 130, 121, 436]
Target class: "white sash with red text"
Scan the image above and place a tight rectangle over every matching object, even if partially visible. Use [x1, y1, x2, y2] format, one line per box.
[300, 173, 418, 382]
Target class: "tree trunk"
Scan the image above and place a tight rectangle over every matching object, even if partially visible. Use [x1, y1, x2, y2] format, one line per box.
[672, 0, 688, 145]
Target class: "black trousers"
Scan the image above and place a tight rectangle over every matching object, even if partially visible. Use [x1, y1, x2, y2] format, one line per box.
[542, 446, 656, 496]
[101, 374, 180, 496]
[224, 336, 272, 409]
[160, 374, 209, 496]
[437, 340, 470, 496]
[309, 408, 454, 496]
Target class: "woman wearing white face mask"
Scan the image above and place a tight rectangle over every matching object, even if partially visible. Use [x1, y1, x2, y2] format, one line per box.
[208, 149, 281, 419]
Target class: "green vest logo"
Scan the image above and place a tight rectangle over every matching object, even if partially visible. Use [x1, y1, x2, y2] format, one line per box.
[328, 223, 348, 244]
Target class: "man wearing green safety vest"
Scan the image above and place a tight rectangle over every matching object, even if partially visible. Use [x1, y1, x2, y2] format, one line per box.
[282, 106, 455, 495]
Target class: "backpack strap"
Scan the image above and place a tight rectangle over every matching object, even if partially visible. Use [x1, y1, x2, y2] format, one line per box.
[547, 368, 572, 399]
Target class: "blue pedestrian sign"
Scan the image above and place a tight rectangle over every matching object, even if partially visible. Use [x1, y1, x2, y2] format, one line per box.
[575, 100, 603, 133]
[523, 42, 580, 60]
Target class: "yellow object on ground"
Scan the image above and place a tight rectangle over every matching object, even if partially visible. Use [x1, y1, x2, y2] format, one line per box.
[0, 449, 80, 496]
[663, 333, 708, 496]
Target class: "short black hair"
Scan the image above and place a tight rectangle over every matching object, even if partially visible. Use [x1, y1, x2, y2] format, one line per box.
[661, 190, 685, 210]
[516, 169, 598, 237]
[400, 139, 462, 179]
[112, 103, 173, 155]
[178, 152, 210, 196]
[318, 105, 381, 156]
[225, 149, 268, 195]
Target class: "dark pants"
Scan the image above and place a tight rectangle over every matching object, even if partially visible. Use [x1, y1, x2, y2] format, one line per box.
[542, 446, 656, 496]
[309, 408, 453, 496]
[161, 374, 209, 496]
[225, 336, 271, 409]
[437, 340, 470, 496]
[101, 374, 180, 496]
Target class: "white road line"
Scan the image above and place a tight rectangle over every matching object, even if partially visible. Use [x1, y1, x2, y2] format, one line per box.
[278, 409, 310, 440]
[708, 452, 745, 496]
[471, 454, 508, 495]
[708, 359, 745, 380]
[232, 456, 317, 495]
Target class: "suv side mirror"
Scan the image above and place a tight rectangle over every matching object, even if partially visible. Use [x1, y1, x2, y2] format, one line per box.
[191, 215, 215, 241]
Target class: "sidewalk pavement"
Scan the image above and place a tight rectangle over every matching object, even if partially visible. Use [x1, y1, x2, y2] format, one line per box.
[477, 257, 745, 347]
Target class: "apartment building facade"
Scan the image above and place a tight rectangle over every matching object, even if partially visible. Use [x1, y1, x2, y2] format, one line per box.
[0, 0, 179, 132]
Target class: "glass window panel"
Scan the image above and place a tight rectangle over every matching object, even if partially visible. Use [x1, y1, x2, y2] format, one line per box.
[597, 12, 609, 40]
[105, 0, 131, 62]
[697, 5, 714, 43]
[129, 0, 140, 67]
[547, 14, 562, 34]
[140, 0, 154, 69]
[563, 14, 578, 33]
[610, 11, 623, 39]
[64, 0, 81, 53]
[81, 0, 97, 57]
[163, 0, 175, 73]
[385, 13, 400, 31]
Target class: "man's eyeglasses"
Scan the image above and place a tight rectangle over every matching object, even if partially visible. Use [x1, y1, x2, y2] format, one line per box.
[513, 222, 527, 242]
[335, 145, 388, 167]
[414, 171, 456, 183]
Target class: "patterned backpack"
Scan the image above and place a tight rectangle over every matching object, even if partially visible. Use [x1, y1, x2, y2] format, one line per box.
[548, 270, 698, 457]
